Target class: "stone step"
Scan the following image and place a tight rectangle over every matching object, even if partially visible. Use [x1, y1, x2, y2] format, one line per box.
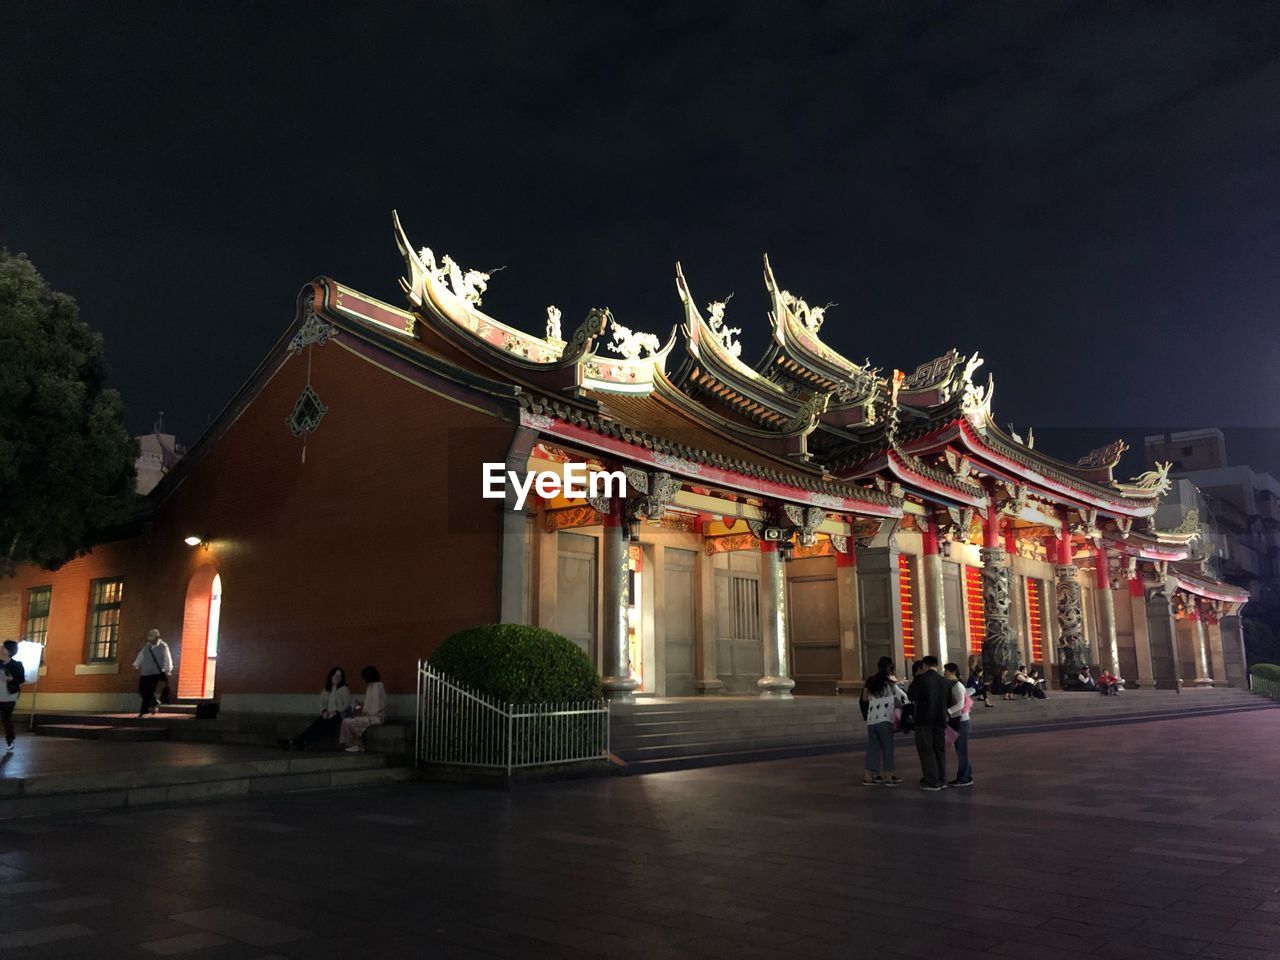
[0, 750, 414, 820]
[36, 724, 169, 742]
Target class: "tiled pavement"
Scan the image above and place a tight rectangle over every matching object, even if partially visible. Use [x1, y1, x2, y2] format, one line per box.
[0, 709, 1278, 958]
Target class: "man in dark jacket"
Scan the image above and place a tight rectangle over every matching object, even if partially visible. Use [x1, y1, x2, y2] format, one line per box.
[907, 655, 950, 790]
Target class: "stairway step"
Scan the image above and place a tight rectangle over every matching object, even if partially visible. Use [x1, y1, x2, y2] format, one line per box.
[36, 724, 169, 742]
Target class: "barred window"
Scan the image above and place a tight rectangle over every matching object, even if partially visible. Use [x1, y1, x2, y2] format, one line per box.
[24, 586, 52, 644]
[87, 578, 124, 661]
[731, 576, 760, 640]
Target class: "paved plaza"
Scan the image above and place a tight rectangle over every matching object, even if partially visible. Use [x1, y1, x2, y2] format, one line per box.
[0, 709, 1277, 958]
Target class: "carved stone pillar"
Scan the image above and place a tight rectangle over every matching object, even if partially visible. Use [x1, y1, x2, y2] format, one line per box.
[757, 540, 795, 698]
[1093, 542, 1120, 676]
[921, 519, 947, 664]
[600, 499, 637, 702]
[1191, 612, 1213, 686]
[980, 547, 1016, 676]
[834, 536, 864, 694]
[1055, 564, 1087, 682]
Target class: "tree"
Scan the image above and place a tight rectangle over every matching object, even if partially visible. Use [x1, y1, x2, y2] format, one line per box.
[0, 251, 138, 574]
[1243, 615, 1280, 668]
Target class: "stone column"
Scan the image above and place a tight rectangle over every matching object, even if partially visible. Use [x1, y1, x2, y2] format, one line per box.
[980, 498, 1016, 675]
[1093, 542, 1120, 676]
[499, 427, 538, 625]
[1190, 611, 1213, 686]
[757, 540, 795, 698]
[1128, 577, 1156, 688]
[834, 537, 864, 694]
[1206, 617, 1228, 688]
[601, 499, 638, 702]
[921, 519, 947, 665]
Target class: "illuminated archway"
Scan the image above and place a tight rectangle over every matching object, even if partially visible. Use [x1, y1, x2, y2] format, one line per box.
[177, 567, 222, 700]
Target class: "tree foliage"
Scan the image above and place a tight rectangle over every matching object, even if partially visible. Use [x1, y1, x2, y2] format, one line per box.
[0, 251, 138, 573]
[1243, 615, 1280, 668]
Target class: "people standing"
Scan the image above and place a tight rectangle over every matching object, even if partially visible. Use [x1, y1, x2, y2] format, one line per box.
[340, 666, 387, 753]
[944, 662, 974, 787]
[860, 657, 906, 786]
[907, 655, 951, 791]
[0, 641, 26, 752]
[131, 629, 173, 717]
[281, 667, 351, 750]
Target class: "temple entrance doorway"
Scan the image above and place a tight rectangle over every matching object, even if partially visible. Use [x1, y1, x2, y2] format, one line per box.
[177, 568, 222, 700]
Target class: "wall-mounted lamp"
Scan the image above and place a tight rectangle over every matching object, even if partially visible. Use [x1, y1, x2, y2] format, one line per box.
[780, 541, 795, 562]
[626, 519, 641, 543]
[940, 540, 953, 559]
[183, 536, 207, 547]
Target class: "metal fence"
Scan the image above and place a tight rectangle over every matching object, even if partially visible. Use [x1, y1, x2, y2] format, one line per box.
[415, 660, 609, 773]
[1249, 673, 1280, 701]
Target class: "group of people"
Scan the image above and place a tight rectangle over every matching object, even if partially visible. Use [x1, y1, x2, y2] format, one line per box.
[860, 655, 973, 790]
[129, 630, 390, 753]
[1076, 664, 1122, 695]
[279, 666, 388, 752]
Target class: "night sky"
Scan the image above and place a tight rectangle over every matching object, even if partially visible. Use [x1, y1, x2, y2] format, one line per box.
[3, 2, 1279, 474]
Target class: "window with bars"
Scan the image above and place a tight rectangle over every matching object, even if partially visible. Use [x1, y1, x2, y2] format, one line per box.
[898, 554, 915, 661]
[965, 565, 985, 657]
[87, 578, 124, 661]
[1026, 578, 1045, 662]
[731, 576, 760, 640]
[23, 586, 52, 644]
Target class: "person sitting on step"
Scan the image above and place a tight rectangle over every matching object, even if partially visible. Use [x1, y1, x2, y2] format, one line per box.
[340, 666, 388, 753]
[1077, 665, 1097, 690]
[1096, 669, 1121, 696]
[280, 667, 351, 750]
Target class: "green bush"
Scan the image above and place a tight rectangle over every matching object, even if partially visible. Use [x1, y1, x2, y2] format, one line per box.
[1249, 663, 1280, 682]
[430, 624, 602, 703]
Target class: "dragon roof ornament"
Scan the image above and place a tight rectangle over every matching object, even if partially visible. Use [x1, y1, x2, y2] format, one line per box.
[1127, 461, 1173, 497]
[1077, 439, 1130, 470]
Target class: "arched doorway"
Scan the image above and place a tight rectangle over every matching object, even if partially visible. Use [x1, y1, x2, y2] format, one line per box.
[177, 568, 222, 700]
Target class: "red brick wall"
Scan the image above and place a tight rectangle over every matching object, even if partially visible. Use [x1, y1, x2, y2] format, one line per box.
[5, 337, 513, 700]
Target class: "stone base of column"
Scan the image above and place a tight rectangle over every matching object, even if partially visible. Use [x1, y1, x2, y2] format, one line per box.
[835, 680, 864, 695]
[695, 679, 725, 695]
[757, 676, 796, 698]
[602, 676, 639, 702]
[1194, 677, 1214, 687]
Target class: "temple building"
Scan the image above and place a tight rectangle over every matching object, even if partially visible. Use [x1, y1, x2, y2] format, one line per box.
[0, 214, 1251, 713]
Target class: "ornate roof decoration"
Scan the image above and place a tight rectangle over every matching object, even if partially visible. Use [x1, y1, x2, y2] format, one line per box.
[1077, 439, 1129, 470]
[1128, 462, 1174, 497]
[672, 261, 802, 430]
[393, 211, 675, 396]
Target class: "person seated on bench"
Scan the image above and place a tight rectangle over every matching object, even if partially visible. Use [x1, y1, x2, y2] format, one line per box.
[1097, 669, 1121, 696]
[1077, 665, 1097, 690]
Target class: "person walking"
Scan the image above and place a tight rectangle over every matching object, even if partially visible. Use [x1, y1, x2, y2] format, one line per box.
[0, 641, 26, 752]
[907, 655, 951, 791]
[944, 662, 974, 787]
[131, 629, 173, 717]
[340, 666, 387, 753]
[860, 657, 906, 786]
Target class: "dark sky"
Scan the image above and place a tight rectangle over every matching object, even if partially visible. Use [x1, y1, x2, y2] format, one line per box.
[3, 2, 1279, 473]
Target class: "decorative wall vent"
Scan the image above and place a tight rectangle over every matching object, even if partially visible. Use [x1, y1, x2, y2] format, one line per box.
[286, 384, 328, 437]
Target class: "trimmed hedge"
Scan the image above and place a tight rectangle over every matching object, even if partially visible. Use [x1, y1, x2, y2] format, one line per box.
[431, 624, 602, 703]
[1249, 663, 1280, 682]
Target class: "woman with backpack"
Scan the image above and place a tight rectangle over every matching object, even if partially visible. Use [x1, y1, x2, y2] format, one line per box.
[944, 662, 974, 787]
[860, 656, 907, 786]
